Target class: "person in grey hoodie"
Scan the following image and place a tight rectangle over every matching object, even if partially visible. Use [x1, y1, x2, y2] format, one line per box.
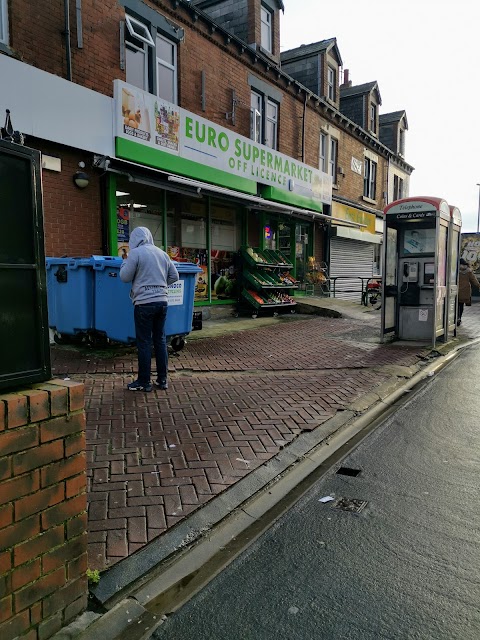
[120, 227, 179, 392]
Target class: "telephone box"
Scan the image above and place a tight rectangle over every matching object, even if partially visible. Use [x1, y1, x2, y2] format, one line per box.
[381, 197, 460, 346]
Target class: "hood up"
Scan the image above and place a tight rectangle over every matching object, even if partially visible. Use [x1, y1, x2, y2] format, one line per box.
[129, 226, 154, 249]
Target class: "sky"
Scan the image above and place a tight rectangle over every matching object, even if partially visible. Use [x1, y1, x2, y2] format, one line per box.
[280, 0, 480, 232]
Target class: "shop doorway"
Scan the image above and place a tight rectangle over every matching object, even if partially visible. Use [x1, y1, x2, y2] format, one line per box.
[295, 223, 309, 282]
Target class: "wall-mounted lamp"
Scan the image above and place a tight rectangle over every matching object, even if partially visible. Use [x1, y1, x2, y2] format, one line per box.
[73, 170, 89, 189]
[73, 161, 89, 189]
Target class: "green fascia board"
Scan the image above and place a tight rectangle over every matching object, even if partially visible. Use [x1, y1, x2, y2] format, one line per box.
[116, 138, 257, 196]
[261, 185, 323, 213]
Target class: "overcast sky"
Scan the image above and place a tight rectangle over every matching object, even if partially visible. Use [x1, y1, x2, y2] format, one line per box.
[280, 0, 480, 232]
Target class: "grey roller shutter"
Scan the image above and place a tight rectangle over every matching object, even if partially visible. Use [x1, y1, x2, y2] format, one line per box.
[330, 237, 374, 302]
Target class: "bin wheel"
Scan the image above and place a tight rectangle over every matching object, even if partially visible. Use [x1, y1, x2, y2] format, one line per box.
[290, 309, 296, 314]
[89, 333, 109, 349]
[251, 313, 257, 319]
[170, 336, 185, 352]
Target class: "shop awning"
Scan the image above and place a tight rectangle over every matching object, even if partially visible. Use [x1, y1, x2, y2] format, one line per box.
[167, 175, 366, 229]
[99, 156, 366, 229]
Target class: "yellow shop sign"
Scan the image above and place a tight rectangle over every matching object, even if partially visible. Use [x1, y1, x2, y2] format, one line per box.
[332, 203, 376, 234]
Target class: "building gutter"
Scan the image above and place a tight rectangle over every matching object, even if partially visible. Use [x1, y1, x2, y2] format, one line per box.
[64, 0, 72, 81]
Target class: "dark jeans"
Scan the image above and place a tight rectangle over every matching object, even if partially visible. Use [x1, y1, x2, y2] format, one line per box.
[458, 302, 465, 320]
[134, 302, 168, 385]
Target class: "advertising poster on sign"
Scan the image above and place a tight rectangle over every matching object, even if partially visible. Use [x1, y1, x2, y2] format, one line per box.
[461, 233, 480, 273]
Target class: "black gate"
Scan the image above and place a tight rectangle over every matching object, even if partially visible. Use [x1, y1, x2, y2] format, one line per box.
[0, 139, 51, 390]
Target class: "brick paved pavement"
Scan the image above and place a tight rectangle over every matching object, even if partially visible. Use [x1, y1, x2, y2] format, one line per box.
[51, 313, 433, 571]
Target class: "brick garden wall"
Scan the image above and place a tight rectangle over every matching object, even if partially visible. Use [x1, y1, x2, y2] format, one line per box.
[0, 381, 88, 640]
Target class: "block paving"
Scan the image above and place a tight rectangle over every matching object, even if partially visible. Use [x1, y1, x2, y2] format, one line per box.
[51, 310, 480, 571]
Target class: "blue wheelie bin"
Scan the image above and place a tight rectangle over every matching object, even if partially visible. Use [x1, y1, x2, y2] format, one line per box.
[45, 257, 95, 340]
[165, 262, 202, 350]
[91, 256, 201, 348]
[91, 256, 135, 344]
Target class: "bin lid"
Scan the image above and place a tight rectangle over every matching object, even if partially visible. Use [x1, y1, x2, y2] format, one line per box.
[46, 257, 95, 269]
[173, 261, 203, 274]
[91, 255, 123, 270]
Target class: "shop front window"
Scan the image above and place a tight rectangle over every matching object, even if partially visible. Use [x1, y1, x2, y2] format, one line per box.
[211, 202, 241, 301]
[116, 179, 164, 258]
[278, 222, 292, 261]
[264, 219, 277, 250]
[167, 195, 208, 301]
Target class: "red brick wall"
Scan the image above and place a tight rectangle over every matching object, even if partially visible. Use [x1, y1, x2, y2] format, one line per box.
[36, 141, 103, 257]
[9, 0, 124, 97]
[0, 381, 88, 640]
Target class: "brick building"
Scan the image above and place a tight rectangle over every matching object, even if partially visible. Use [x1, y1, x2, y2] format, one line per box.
[0, 0, 413, 311]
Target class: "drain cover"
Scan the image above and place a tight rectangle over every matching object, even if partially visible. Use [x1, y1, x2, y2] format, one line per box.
[332, 497, 368, 513]
[336, 467, 361, 477]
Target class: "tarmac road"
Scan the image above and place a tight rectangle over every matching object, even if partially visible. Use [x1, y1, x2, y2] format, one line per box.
[151, 342, 480, 640]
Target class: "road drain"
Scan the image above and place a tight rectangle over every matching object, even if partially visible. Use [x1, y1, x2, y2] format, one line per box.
[336, 467, 362, 477]
[333, 497, 368, 513]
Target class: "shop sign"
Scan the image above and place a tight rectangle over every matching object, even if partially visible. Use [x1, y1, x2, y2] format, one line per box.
[115, 81, 332, 205]
[332, 202, 376, 234]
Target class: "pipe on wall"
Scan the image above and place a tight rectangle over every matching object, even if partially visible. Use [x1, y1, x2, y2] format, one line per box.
[64, 0, 72, 80]
[301, 91, 307, 163]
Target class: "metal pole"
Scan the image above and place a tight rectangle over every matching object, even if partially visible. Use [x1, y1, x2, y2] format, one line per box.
[477, 183, 480, 233]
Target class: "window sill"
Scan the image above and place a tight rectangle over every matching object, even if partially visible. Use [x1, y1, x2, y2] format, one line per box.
[0, 42, 15, 56]
[362, 196, 377, 205]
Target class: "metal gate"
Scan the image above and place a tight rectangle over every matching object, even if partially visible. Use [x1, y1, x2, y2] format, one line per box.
[0, 140, 51, 390]
[330, 237, 374, 301]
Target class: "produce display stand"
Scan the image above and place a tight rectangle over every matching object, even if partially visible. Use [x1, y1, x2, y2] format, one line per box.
[236, 246, 299, 318]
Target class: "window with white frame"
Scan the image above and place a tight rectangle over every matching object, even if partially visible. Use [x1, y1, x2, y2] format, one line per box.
[125, 13, 178, 103]
[250, 91, 278, 149]
[369, 103, 377, 134]
[364, 158, 377, 200]
[265, 100, 278, 149]
[319, 132, 327, 173]
[156, 33, 177, 103]
[319, 131, 338, 183]
[0, 0, 9, 46]
[329, 138, 338, 183]
[260, 6, 273, 53]
[250, 92, 262, 144]
[327, 66, 336, 101]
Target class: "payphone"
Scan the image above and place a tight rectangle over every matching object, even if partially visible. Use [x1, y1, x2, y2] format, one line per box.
[381, 197, 461, 346]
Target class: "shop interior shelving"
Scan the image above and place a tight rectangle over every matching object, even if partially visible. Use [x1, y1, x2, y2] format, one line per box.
[237, 246, 299, 318]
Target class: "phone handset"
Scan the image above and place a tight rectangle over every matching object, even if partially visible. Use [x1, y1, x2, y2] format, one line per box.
[402, 261, 418, 283]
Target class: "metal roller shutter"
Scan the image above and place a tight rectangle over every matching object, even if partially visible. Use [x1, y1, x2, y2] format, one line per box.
[330, 237, 374, 302]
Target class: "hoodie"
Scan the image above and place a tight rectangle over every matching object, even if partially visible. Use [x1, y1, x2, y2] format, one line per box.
[120, 227, 179, 305]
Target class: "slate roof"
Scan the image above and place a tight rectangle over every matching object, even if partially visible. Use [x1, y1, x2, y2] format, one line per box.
[280, 38, 340, 63]
[191, 0, 285, 10]
[380, 111, 407, 126]
[340, 81, 379, 99]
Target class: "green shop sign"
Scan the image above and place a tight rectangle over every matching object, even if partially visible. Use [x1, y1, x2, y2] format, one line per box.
[115, 80, 332, 207]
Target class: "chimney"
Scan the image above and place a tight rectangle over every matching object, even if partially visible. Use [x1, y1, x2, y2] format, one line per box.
[342, 69, 352, 88]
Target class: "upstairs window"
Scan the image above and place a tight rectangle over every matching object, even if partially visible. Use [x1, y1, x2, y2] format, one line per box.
[265, 100, 278, 149]
[319, 132, 327, 173]
[250, 91, 278, 150]
[319, 132, 338, 183]
[393, 175, 404, 201]
[364, 158, 377, 200]
[329, 138, 338, 183]
[327, 66, 336, 101]
[369, 103, 377, 134]
[399, 128, 405, 156]
[260, 6, 273, 53]
[0, 0, 9, 45]
[156, 34, 177, 103]
[125, 13, 178, 103]
[250, 91, 262, 144]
